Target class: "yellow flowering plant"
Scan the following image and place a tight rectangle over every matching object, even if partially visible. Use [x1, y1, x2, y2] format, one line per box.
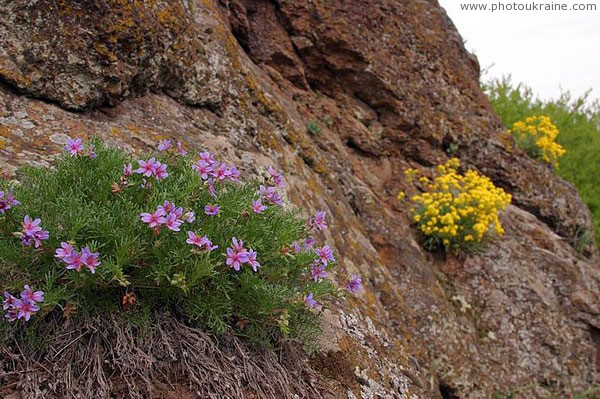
[401, 159, 512, 252]
[509, 115, 566, 167]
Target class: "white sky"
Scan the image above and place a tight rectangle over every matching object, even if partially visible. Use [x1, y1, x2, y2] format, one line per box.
[438, 0, 600, 101]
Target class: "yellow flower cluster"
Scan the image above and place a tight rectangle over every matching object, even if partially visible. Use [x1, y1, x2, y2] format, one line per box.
[509, 115, 566, 167]
[408, 159, 511, 250]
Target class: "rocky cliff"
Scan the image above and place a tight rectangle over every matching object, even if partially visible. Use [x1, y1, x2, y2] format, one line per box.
[0, 1, 599, 398]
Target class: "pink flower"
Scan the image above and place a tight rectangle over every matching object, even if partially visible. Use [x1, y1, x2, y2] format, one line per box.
[192, 160, 213, 180]
[158, 139, 172, 151]
[267, 166, 285, 188]
[164, 213, 182, 232]
[3, 292, 16, 310]
[176, 141, 187, 156]
[251, 198, 267, 214]
[21, 285, 44, 303]
[65, 138, 84, 156]
[226, 247, 249, 271]
[212, 163, 231, 181]
[22, 215, 42, 236]
[207, 179, 217, 198]
[304, 237, 316, 251]
[135, 157, 160, 177]
[87, 144, 97, 159]
[246, 249, 260, 272]
[346, 275, 363, 294]
[13, 299, 39, 321]
[303, 293, 322, 311]
[182, 211, 195, 223]
[154, 162, 168, 180]
[186, 231, 207, 247]
[123, 163, 133, 177]
[231, 237, 245, 253]
[31, 230, 49, 248]
[0, 191, 20, 213]
[140, 209, 166, 228]
[310, 263, 328, 282]
[313, 211, 328, 230]
[259, 185, 283, 206]
[64, 251, 84, 271]
[291, 241, 302, 253]
[197, 151, 216, 165]
[81, 246, 101, 273]
[204, 204, 220, 216]
[158, 201, 175, 214]
[55, 242, 74, 260]
[315, 245, 335, 266]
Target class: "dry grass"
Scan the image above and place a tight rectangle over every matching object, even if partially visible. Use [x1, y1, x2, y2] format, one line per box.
[1, 313, 337, 398]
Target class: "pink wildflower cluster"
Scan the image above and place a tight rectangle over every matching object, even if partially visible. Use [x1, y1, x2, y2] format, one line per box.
[140, 201, 195, 233]
[225, 237, 260, 272]
[55, 242, 101, 273]
[65, 138, 96, 158]
[186, 231, 218, 252]
[250, 166, 286, 215]
[307, 210, 328, 231]
[20, 215, 49, 248]
[192, 151, 240, 199]
[158, 139, 187, 156]
[0, 190, 20, 213]
[3, 285, 44, 322]
[135, 157, 168, 181]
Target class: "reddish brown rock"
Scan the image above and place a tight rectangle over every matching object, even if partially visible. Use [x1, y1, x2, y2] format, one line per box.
[0, 0, 598, 398]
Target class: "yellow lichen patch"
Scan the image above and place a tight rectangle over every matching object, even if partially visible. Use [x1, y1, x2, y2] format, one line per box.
[93, 42, 118, 62]
[0, 137, 6, 151]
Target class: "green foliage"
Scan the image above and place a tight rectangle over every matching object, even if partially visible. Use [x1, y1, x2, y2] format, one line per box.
[307, 120, 322, 135]
[0, 141, 339, 348]
[484, 76, 600, 248]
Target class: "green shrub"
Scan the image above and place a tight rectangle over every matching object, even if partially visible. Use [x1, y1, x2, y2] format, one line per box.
[307, 120, 322, 135]
[0, 139, 361, 348]
[484, 76, 600, 248]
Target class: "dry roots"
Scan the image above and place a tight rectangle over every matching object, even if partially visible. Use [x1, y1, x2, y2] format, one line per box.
[0, 313, 334, 398]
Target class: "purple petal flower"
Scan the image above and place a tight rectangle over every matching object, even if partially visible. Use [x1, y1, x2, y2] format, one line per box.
[246, 249, 260, 272]
[3, 292, 16, 310]
[0, 191, 20, 214]
[315, 245, 335, 266]
[141, 209, 166, 228]
[65, 138, 84, 156]
[313, 211, 328, 230]
[164, 213, 182, 232]
[291, 241, 302, 253]
[21, 285, 44, 303]
[22, 215, 42, 236]
[304, 237, 316, 251]
[182, 211, 195, 223]
[135, 157, 160, 177]
[207, 178, 217, 199]
[231, 237, 245, 253]
[212, 163, 231, 181]
[310, 263, 328, 282]
[87, 144, 97, 159]
[81, 246, 101, 274]
[64, 251, 84, 271]
[192, 160, 214, 180]
[176, 141, 187, 156]
[259, 185, 283, 206]
[123, 163, 133, 176]
[55, 242, 74, 259]
[267, 166, 285, 188]
[346, 275, 363, 294]
[226, 247, 249, 271]
[197, 151, 216, 166]
[32, 230, 49, 248]
[153, 162, 168, 180]
[13, 298, 40, 321]
[5, 309, 18, 322]
[251, 198, 267, 214]
[186, 231, 206, 247]
[204, 204, 220, 216]
[158, 139, 172, 151]
[303, 293, 322, 310]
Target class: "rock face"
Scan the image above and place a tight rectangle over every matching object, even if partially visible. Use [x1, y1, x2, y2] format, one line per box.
[0, 0, 598, 398]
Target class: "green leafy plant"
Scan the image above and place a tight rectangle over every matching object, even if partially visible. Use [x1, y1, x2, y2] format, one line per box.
[484, 75, 600, 248]
[0, 139, 361, 348]
[307, 120, 322, 135]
